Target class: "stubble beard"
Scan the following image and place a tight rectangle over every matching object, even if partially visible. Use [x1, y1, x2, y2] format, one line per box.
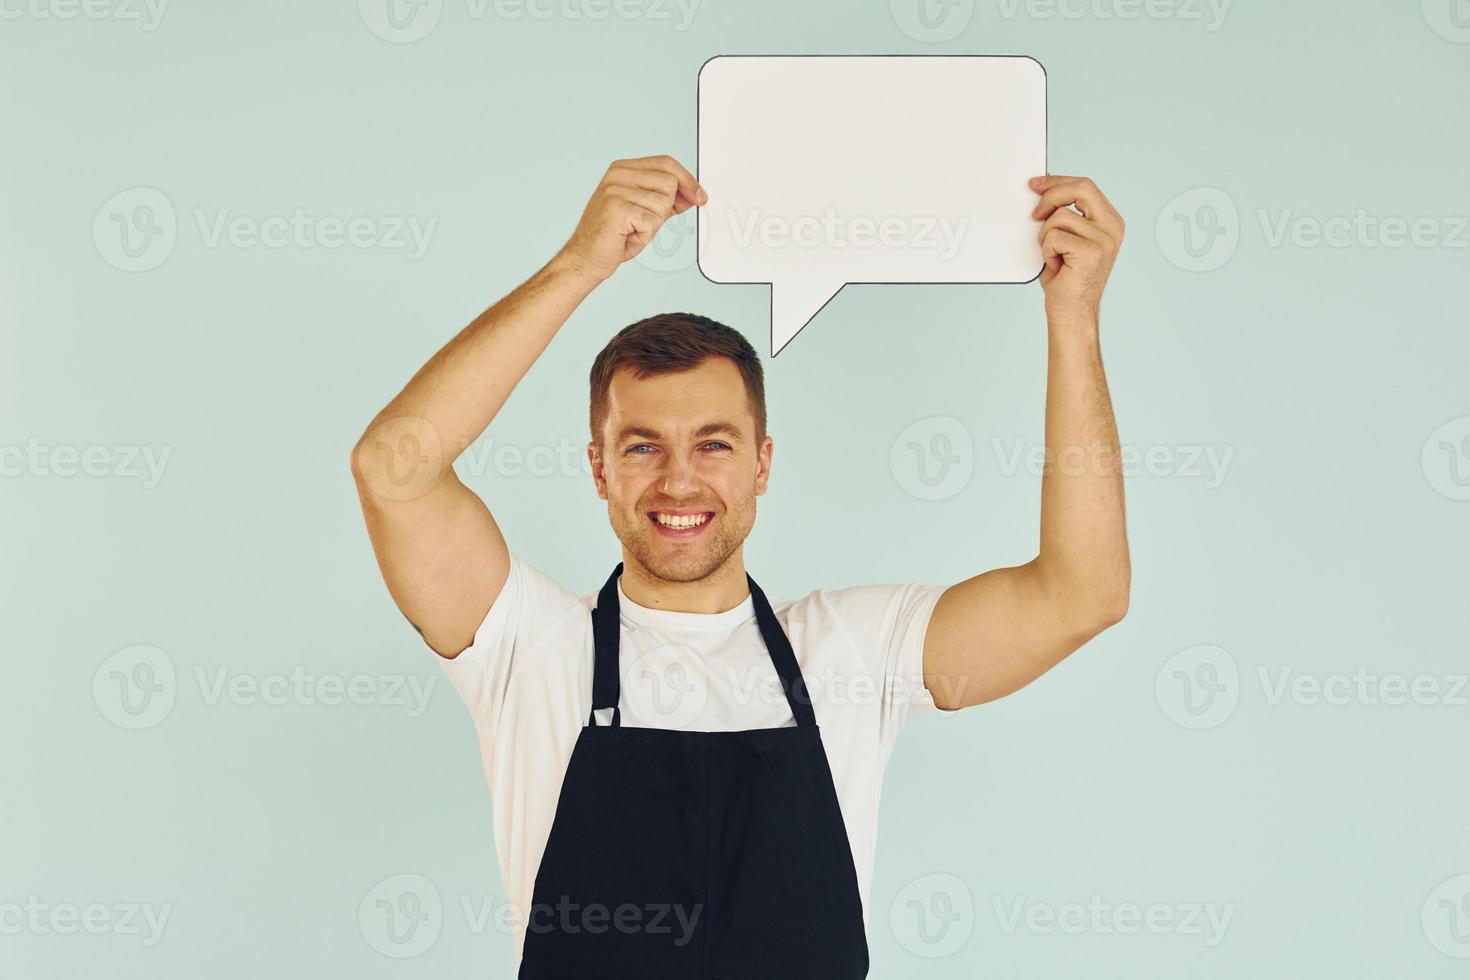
[611, 496, 755, 584]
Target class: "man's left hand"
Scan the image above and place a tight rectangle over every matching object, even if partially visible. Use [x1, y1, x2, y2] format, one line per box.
[1030, 174, 1125, 324]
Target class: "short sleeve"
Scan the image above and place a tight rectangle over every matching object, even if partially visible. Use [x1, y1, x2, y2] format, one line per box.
[824, 580, 950, 742]
[432, 553, 581, 736]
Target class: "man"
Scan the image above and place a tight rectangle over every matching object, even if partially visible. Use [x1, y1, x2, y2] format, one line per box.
[350, 155, 1129, 978]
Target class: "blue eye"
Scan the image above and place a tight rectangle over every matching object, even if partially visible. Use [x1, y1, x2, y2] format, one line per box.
[703, 442, 731, 451]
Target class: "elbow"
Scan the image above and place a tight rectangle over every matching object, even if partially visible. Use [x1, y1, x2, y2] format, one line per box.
[350, 422, 449, 502]
[1090, 551, 1131, 632]
[1094, 589, 1129, 631]
[349, 437, 371, 483]
[1061, 594, 1126, 646]
[1062, 580, 1130, 640]
[1087, 572, 1131, 634]
[1036, 558, 1130, 638]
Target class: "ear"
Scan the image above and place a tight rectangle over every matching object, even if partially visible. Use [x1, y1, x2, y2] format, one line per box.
[588, 442, 608, 500]
[754, 435, 773, 496]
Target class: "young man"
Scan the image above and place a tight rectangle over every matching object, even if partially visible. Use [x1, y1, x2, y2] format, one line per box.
[350, 155, 1129, 978]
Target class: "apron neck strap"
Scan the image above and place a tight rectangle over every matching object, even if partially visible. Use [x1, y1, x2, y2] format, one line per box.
[589, 563, 817, 729]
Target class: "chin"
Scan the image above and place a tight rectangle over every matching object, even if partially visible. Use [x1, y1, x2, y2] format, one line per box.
[637, 547, 725, 583]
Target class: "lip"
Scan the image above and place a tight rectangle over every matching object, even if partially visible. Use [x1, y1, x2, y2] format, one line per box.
[648, 510, 716, 540]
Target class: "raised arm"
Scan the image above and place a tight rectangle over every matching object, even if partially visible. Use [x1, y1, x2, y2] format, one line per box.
[350, 155, 706, 657]
[924, 174, 1130, 710]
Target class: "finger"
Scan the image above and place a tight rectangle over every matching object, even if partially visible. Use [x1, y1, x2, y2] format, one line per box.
[618, 154, 706, 207]
[603, 185, 674, 221]
[1037, 207, 1114, 249]
[607, 165, 681, 202]
[1030, 176, 1124, 236]
[611, 159, 705, 215]
[608, 168, 703, 217]
[1039, 253, 1062, 287]
[616, 201, 662, 246]
[1033, 180, 1114, 226]
[1040, 228, 1102, 265]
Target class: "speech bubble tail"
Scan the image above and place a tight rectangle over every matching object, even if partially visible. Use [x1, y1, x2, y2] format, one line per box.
[770, 280, 842, 356]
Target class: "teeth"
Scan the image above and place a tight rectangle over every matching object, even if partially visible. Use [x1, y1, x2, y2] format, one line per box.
[655, 512, 710, 529]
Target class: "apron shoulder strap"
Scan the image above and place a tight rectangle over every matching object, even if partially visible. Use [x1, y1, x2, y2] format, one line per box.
[589, 562, 624, 727]
[746, 575, 818, 729]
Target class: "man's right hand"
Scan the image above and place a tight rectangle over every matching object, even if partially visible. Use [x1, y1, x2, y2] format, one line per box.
[557, 155, 707, 283]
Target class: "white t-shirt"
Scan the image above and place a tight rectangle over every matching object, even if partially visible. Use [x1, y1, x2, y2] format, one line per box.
[434, 553, 949, 967]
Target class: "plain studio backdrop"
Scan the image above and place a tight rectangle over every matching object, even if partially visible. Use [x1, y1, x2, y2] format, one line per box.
[3, 1, 1468, 977]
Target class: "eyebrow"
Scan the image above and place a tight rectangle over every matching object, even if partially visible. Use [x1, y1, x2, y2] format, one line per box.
[614, 422, 745, 445]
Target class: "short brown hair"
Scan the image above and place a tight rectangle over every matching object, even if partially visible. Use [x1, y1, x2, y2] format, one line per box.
[589, 313, 766, 445]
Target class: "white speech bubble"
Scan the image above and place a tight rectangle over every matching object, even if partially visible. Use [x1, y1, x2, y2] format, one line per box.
[697, 55, 1046, 355]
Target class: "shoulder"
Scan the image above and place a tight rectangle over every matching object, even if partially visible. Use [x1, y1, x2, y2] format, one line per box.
[772, 579, 948, 653]
[459, 553, 597, 656]
[777, 579, 948, 625]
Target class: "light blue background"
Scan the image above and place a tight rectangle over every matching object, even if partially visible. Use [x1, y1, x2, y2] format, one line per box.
[4, 1, 1468, 977]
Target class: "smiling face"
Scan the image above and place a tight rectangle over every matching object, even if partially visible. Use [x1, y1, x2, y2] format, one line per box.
[590, 356, 772, 583]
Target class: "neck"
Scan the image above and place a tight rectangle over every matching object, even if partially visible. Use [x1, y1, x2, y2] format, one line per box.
[618, 548, 751, 614]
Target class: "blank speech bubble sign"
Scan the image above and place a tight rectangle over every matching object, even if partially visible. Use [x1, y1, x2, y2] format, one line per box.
[697, 55, 1046, 355]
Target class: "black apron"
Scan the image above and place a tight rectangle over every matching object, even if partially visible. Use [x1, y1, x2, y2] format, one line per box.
[518, 563, 870, 979]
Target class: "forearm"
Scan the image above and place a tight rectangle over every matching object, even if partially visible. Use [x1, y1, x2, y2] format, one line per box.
[355, 251, 600, 474]
[1033, 311, 1130, 625]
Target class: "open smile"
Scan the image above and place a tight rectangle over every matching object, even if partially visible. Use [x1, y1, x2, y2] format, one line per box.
[648, 509, 716, 539]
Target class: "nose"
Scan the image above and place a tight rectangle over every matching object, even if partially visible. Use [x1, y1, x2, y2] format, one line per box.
[658, 448, 700, 497]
